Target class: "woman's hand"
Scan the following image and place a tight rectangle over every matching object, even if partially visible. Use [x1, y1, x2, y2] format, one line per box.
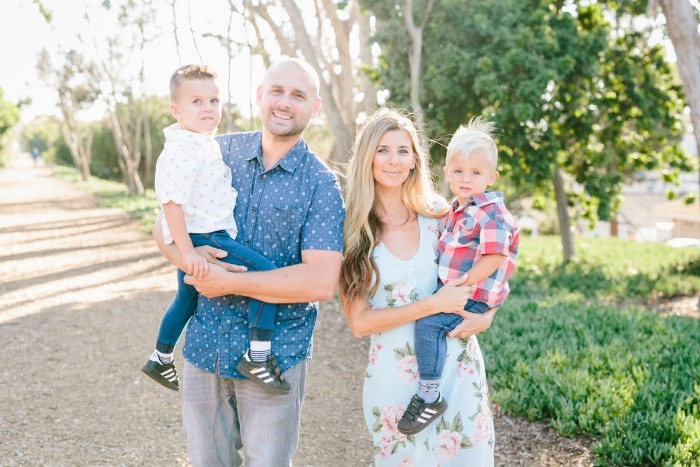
[194, 245, 248, 273]
[426, 274, 476, 315]
[447, 307, 497, 339]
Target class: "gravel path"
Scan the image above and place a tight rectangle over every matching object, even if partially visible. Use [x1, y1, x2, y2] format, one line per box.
[0, 154, 593, 466]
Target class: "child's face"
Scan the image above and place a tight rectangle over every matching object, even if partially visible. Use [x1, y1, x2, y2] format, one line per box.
[170, 78, 221, 135]
[443, 150, 499, 205]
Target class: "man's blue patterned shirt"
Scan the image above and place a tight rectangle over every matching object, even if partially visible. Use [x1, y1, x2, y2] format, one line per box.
[182, 131, 345, 378]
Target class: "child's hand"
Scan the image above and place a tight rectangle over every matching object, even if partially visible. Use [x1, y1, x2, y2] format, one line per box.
[182, 250, 209, 279]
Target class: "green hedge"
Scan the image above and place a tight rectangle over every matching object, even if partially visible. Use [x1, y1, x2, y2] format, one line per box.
[482, 236, 700, 466]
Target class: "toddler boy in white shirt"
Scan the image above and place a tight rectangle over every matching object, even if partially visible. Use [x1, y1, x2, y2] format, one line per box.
[142, 64, 289, 394]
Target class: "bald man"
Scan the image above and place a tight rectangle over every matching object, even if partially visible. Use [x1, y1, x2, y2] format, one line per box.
[154, 58, 345, 466]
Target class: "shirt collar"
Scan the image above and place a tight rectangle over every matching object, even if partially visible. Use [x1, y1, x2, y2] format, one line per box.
[163, 123, 216, 144]
[245, 133, 308, 173]
[452, 191, 504, 212]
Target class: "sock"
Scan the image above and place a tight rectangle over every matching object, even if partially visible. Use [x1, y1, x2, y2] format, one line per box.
[153, 350, 173, 365]
[417, 379, 440, 404]
[249, 340, 271, 363]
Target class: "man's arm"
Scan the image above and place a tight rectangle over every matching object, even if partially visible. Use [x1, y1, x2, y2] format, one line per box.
[184, 249, 343, 303]
[154, 211, 342, 303]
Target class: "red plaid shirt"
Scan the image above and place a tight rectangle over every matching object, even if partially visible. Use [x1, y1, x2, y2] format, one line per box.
[438, 191, 519, 308]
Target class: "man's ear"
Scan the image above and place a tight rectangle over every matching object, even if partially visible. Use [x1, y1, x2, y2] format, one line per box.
[443, 165, 449, 178]
[311, 96, 322, 118]
[256, 85, 263, 106]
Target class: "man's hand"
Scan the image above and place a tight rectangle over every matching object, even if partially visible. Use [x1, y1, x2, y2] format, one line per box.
[184, 262, 236, 298]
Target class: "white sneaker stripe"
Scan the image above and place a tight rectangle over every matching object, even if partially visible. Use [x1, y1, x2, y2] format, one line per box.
[250, 367, 266, 374]
[256, 372, 271, 379]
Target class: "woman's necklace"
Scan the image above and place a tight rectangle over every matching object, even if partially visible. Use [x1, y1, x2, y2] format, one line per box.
[380, 206, 411, 226]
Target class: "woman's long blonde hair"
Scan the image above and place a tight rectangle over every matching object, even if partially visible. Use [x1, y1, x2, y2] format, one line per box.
[339, 108, 448, 307]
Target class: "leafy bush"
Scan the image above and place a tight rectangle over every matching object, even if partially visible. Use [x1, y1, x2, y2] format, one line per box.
[482, 235, 700, 465]
[512, 236, 700, 301]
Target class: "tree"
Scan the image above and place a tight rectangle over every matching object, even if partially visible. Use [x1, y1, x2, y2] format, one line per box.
[247, 0, 377, 163]
[36, 48, 97, 180]
[655, 0, 700, 198]
[88, 0, 163, 195]
[0, 86, 20, 166]
[366, 0, 693, 262]
[403, 0, 436, 130]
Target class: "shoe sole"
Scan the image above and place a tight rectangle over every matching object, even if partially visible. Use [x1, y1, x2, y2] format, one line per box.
[141, 364, 179, 391]
[236, 363, 291, 394]
[398, 403, 448, 435]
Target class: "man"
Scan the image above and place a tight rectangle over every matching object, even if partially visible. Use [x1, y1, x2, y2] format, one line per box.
[153, 58, 344, 466]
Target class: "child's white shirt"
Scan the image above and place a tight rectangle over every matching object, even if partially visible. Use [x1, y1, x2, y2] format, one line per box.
[155, 124, 238, 245]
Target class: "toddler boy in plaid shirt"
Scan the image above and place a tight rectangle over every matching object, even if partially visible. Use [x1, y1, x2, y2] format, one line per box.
[398, 117, 519, 435]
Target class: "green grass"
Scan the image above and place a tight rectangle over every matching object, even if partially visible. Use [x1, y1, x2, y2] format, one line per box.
[482, 235, 700, 466]
[53, 165, 160, 233]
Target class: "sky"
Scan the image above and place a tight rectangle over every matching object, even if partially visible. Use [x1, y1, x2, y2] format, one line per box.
[1, 0, 266, 122]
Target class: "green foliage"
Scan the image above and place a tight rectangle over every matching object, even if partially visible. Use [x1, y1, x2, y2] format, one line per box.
[20, 115, 69, 165]
[364, 0, 691, 244]
[513, 236, 700, 301]
[480, 235, 700, 465]
[0, 86, 20, 166]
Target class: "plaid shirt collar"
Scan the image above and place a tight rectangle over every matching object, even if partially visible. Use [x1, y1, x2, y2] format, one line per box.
[452, 191, 504, 213]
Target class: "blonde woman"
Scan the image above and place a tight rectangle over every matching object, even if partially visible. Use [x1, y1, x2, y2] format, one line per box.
[339, 108, 497, 466]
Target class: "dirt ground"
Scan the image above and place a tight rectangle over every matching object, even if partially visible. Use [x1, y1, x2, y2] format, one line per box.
[0, 154, 595, 466]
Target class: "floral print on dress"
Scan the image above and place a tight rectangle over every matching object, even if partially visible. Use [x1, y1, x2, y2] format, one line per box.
[366, 343, 383, 378]
[456, 336, 482, 379]
[371, 403, 413, 458]
[433, 413, 474, 462]
[394, 342, 419, 384]
[363, 216, 494, 465]
[384, 282, 419, 307]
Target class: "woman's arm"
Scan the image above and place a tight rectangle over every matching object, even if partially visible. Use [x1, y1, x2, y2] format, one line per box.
[446, 307, 497, 339]
[340, 275, 474, 338]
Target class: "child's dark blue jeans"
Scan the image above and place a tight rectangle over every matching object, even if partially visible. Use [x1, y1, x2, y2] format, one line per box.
[155, 230, 277, 353]
[414, 299, 490, 380]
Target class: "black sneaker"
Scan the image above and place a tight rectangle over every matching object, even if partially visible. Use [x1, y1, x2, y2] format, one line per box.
[142, 356, 179, 391]
[236, 351, 291, 394]
[397, 393, 448, 435]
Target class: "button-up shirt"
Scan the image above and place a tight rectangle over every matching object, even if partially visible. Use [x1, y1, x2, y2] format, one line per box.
[182, 131, 345, 378]
[438, 191, 518, 308]
[155, 124, 238, 244]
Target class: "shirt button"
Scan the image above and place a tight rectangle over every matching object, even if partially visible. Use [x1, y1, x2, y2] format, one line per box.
[251, 207, 256, 212]
[245, 240, 250, 245]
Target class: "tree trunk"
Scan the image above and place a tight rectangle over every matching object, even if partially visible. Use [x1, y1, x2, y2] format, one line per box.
[143, 107, 153, 188]
[657, 0, 700, 196]
[59, 105, 92, 181]
[403, 0, 436, 132]
[109, 112, 144, 196]
[553, 167, 575, 262]
[356, 3, 378, 113]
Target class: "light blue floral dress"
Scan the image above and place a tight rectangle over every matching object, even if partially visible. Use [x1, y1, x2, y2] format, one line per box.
[363, 215, 495, 466]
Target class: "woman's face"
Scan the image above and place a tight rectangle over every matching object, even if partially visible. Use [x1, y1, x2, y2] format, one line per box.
[371, 130, 416, 189]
